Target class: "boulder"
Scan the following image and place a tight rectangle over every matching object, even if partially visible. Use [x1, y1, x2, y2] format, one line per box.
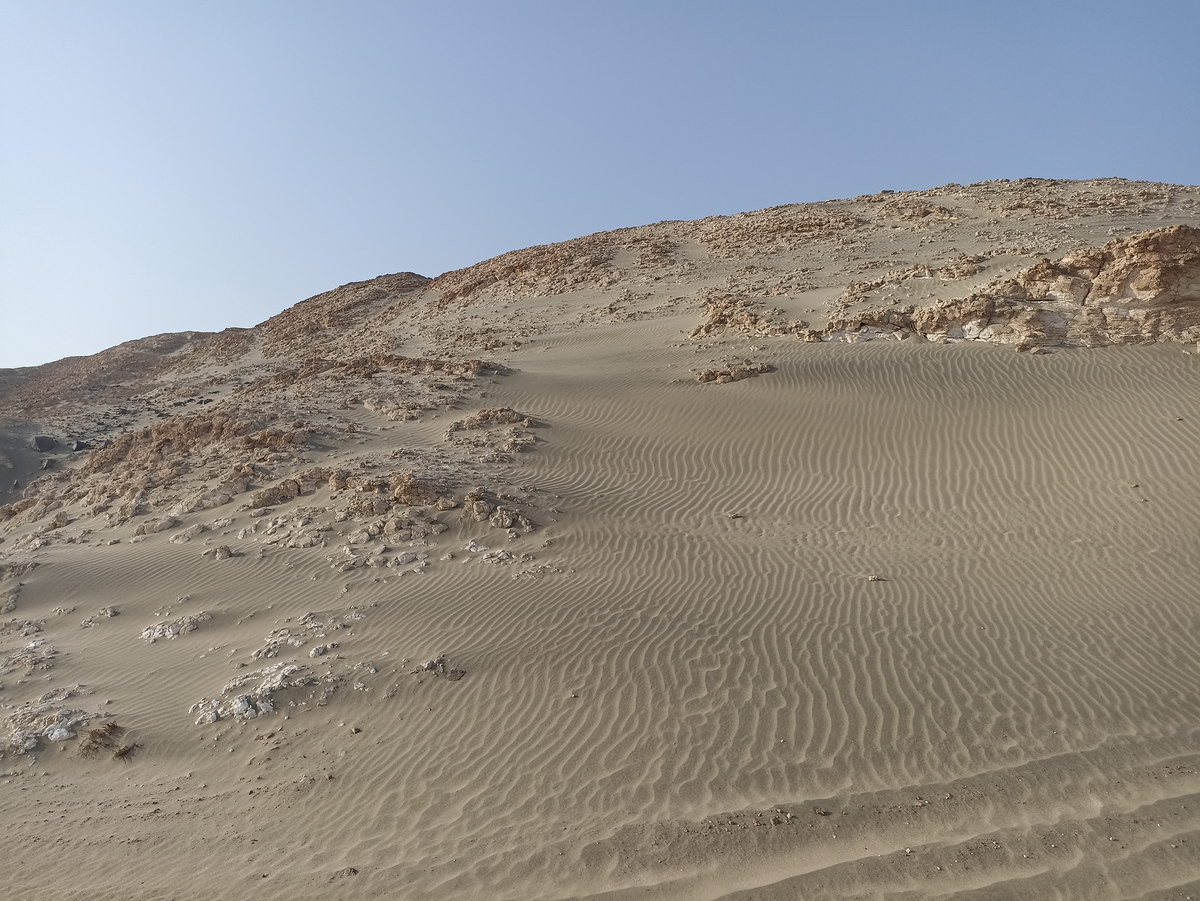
[32, 436, 56, 452]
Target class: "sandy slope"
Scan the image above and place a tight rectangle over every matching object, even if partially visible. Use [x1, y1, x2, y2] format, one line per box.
[3, 179, 1200, 899]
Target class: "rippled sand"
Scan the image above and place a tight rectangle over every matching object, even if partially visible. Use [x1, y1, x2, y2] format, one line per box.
[6, 328, 1200, 899]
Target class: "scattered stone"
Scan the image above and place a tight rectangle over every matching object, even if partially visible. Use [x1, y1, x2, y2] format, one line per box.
[419, 654, 466, 681]
[695, 362, 773, 384]
[79, 605, 120, 629]
[253, 610, 360, 659]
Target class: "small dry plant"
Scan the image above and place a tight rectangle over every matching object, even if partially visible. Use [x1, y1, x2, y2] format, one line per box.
[77, 722, 136, 761]
[112, 742, 142, 762]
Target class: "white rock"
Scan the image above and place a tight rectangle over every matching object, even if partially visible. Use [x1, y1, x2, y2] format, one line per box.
[141, 612, 213, 642]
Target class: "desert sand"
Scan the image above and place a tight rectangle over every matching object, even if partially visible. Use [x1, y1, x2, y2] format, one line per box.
[3, 177, 1200, 899]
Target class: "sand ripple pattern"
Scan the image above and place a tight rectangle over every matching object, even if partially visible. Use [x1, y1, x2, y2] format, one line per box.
[7, 341, 1200, 900]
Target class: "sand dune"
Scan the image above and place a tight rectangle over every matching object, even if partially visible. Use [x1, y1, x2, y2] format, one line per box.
[3, 178, 1200, 899]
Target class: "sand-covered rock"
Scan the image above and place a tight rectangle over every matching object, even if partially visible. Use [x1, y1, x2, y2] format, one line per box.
[695, 362, 773, 383]
[1, 685, 92, 756]
[189, 661, 317, 724]
[141, 612, 212, 642]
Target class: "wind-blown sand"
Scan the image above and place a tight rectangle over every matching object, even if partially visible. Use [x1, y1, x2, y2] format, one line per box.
[3, 178, 1200, 899]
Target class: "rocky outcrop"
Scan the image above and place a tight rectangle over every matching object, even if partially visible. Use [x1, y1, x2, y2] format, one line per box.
[189, 662, 317, 724]
[447, 407, 534, 432]
[1, 685, 94, 756]
[828, 226, 1200, 348]
[462, 490, 534, 532]
[695, 362, 774, 384]
[133, 516, 177, 537]
[171, 473, 251, 515]
[141, 611, 212, 642]
[246, 478, 302, 509]
[689, 294, 817, 340]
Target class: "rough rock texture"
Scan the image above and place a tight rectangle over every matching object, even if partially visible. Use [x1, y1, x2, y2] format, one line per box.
[689, 295, 817, 340]
[189, 662, 317, 724]
[828, 226, 1200, 347]
[695, 362, 774, 384]
[1, 685, 93, 756]
[678, 208, 864, 259]
[141, 612, 213, 642]
[252, 609, 364, 660]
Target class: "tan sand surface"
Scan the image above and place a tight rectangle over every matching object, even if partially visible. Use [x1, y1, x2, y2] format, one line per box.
[3, 178, 1200, 899]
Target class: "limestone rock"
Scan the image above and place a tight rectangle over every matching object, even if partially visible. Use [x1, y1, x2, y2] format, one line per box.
[141, 612, 213, 642]
[831, 225, 1200, 348]
[134, 516, 177, 537]
[169, 523, 208, 544]
[689, 294, 812, 340]
[189, 661, 318, 724]
[695, 362, 773, 383]
[247, 479, 301, 509]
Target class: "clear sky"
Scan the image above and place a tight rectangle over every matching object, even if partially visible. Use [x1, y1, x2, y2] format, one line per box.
[2, 1, 1197, 368]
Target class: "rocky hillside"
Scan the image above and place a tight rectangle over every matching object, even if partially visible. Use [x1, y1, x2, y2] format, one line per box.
[2, 177, 1198, 545]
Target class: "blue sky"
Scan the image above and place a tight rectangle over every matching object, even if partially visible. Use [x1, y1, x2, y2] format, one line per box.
[2, 0, 1198, 368]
